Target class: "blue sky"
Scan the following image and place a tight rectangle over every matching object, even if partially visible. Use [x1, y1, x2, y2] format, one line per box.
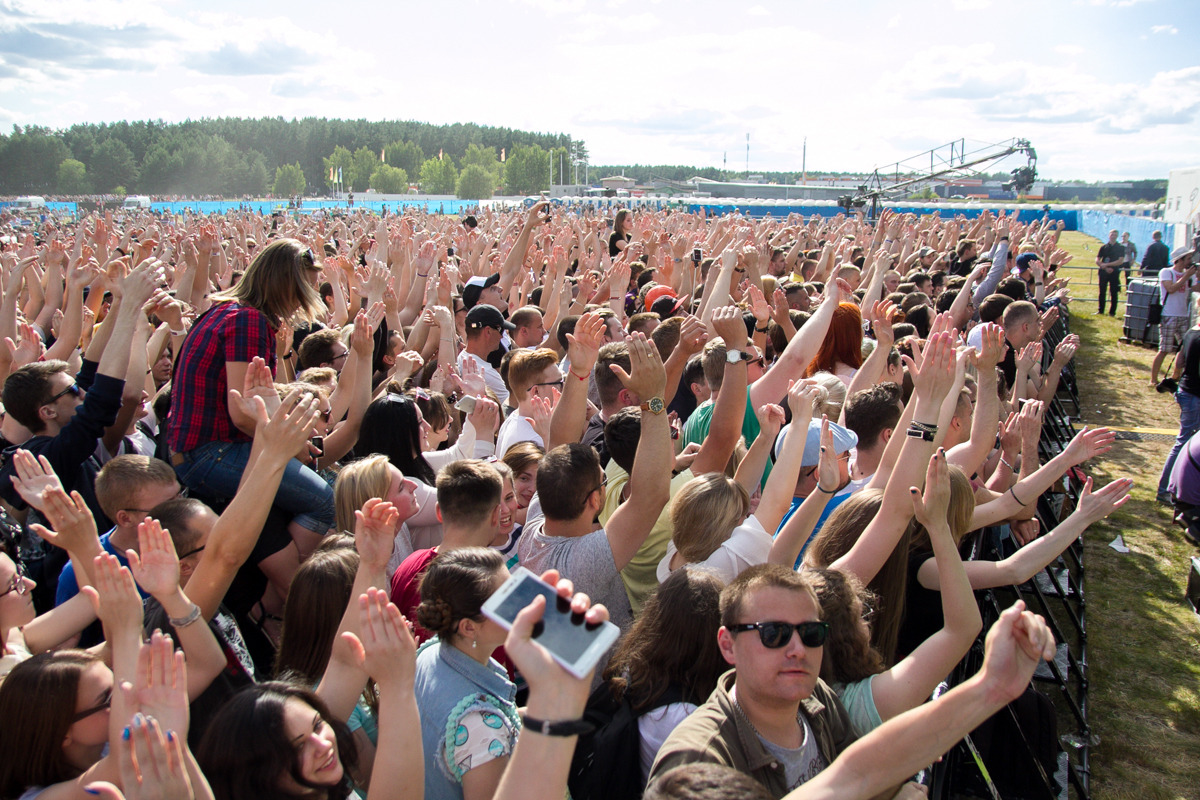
[0, 0, 1197, 180]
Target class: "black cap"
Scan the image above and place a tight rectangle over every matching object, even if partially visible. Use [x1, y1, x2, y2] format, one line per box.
[466, 304, 515, 332]
[462, 273, 500, 309]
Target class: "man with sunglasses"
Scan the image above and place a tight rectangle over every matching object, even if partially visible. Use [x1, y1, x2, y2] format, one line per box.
[650, 565, 856, 798]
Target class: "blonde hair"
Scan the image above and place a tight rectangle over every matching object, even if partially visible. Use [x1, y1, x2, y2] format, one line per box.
[209, 238, 325, 328]
[333, 455, 393, 533]
[810, 371, 846, 419]
[670, 473, 751, 564]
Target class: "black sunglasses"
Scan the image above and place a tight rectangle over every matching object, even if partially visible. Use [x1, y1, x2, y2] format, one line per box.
[71, 686, 112, 722]
[47, 383, 82, 404]
[730, 620, 830, 649]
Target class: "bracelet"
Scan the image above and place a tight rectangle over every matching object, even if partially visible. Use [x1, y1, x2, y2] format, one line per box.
[570, 368, 589, 381]
[907, 425, 935, 442]
[520, 714, 595, 737]
[169, 603, 203, 629]
[755, 325, 769, 333]
[282, 351, 295, 359]
[999, 456, 1014, 472]
[910, 420, 938, 433]
[816, 483, 838, 494]
[417, 272, 430, 278]
[1009, 485, 1028, 507]
[734, 268, 746, 273]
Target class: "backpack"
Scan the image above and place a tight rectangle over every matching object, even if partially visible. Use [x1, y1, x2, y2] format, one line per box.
[568, 681, 686, 800]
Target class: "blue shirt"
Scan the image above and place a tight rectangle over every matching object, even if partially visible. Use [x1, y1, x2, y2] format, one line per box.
[55, 529, 150, 606]
[777, 492, 852, 569]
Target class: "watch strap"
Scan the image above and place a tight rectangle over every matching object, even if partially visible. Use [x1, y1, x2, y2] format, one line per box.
[520, 714, 595, 737]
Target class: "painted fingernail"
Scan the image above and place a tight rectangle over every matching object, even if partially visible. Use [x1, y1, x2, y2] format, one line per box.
[122, 726, 131, 740]
[84, 789, 101, 796]
[166, 730, 175, 742]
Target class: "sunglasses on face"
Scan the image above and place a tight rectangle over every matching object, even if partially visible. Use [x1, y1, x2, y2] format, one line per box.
[47, 383, 82, 403]
[730, 620, 830, 649]
[71, 686, 112, 722]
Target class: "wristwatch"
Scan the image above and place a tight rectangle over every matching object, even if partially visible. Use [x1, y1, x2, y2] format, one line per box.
[726, 349, 751, 364]
[640, 396, 665, 415]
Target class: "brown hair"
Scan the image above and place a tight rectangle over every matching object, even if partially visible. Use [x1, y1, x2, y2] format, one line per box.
[436, 460, 502, 528]
[415, 548, 505, 643]
[275, 546, 359, 686]
[0, 650, 103, 796]
[605, 568, 727, 711]
[209, 238, 325, 328]
[807, 567, 886, 684]
[94, 455, 179, 521]
[1, 359, 70, 433]
[720, 564, 819, 630]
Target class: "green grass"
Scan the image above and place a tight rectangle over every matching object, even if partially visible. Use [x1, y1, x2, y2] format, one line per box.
[1048, 232, 1200, 799]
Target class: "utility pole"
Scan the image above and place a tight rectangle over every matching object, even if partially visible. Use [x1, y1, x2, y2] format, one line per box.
[745, 133, 750, 179]
[802, 137, 807, 184]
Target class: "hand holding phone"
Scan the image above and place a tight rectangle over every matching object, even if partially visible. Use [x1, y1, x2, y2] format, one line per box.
[483, 567, 619, 679]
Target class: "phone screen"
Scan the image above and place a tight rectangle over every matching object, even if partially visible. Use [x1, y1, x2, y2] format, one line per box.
[487, 574, 604, 664]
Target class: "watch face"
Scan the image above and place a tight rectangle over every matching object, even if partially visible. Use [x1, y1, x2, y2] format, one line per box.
[649, 397, 665, 414]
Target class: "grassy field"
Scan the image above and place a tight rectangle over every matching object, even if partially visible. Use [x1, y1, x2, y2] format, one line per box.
[1047, 232, 1200, 799]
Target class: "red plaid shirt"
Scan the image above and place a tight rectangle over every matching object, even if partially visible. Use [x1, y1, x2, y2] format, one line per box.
[167, 302, 276, 454]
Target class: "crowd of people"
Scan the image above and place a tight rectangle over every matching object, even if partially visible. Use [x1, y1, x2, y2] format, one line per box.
[0, 199, 1131, 800]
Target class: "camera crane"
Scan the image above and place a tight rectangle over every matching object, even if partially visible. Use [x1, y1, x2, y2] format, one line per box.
[837, 137, 1038, 220]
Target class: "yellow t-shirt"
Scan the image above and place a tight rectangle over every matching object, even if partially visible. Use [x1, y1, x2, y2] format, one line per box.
[600, 463, 696, 616]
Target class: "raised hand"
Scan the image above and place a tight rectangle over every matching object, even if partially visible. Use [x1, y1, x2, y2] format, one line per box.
[8, 449, 64, 511]
[814, 416, 840, 493]
[82, 554, 144, 637]
[247, 388, 321, 460]
[609, 332, 666, 401]
[127, 520, 181, 601]
[29, 486, 99, 557]
[229, 355, 280, 420]
[910, 448, 950, 528]
[528, 393, 554, 444]
[565, 311, 606, 375]
[979, 600, 1056, 703]
[746, 284, 770, 324]
[1062, 425, 1116, 466]
[710, 305, 749, 351]
[342, 587, 417, 691]
[354, 498, 400, 570]
[129, 630, 190, 740]
[676, 315, 709, 358]
[1072, 476, 1133, 524]
[458, 356, 488, 397]
[754, 403, 786, 443]
[87, 711, 196, 800]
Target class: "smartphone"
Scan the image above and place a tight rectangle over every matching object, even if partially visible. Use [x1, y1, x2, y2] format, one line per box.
[692, 247, 702, 265]
[310, 436, 324, 457]
[482, 567, 620, 679]
[448, 246, 456, 257]
[454, 395, 478, 415]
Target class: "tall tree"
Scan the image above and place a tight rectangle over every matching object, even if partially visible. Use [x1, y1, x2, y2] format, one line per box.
[350, 146, 378, 192]
[419, 157, 458, 195]
[456, 164, 494, 200]
[370, 164, 409, 194]
[273, 163, 306, 197]
[90, 138, 139, 193]
[0, 127, 71, 194]
[504, 144, 549, 196]
[56, 159, 91, 194]
[384, 140, 424, 178]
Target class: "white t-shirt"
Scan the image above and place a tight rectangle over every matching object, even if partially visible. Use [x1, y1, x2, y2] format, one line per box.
[656, 514, 772, 584]
[1160, 267, 1191, 317]
[496, 411, 543, 458]
[458, 351, 510, 404]
[638, 702, 698, 781]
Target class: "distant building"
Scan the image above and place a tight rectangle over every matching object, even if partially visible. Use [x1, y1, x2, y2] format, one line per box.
[599, 175, 637, 191]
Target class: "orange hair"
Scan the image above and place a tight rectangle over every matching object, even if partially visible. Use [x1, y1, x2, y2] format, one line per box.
[805, 302, 864, 377]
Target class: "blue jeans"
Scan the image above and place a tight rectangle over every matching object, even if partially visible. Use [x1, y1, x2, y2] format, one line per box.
[1159, 390, 1200, 495]
[173, 440, 335, 534]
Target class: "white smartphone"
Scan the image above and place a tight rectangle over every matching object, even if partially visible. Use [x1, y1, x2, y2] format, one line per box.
[481, 567, 620, 679]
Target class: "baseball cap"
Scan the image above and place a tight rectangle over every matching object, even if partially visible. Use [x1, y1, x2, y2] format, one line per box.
[644, 285, 677, 310]
[651, 294, 687, 318]
[1015, 252, 1041, 272]
[465, 304, 515, 332]
[462, 273, 500, 309]
[774, 419, 859, 467]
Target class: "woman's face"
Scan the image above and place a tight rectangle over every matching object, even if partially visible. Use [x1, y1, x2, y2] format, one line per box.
[514, 466, 537, 508]
[67, 662, 114, 757]
[386, 466, 420, 522]
[280, 697, 343, 790]
[0, 553, 36, 632]
[426, 414, 450, 450]
[497, 477, 519, 536]
[414, 408, 432, 454]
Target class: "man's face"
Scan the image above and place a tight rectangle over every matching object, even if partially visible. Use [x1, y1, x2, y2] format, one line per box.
[43, 371, 84, 429]
[768, 253, 787, 277]
[786, 288, 809, 312]
[514, 313, 546, 348]
[327, 342, 349, 375]
[481, 284, 507, 313]
[1109, 231, 1119, 244]
[718, 585, 823, 705]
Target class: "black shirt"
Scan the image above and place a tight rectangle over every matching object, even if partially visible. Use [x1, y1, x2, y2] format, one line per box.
[608, 231, 631, 258]
[1097, 242, 1124, 271]
[1178, 329, 1200, 397]
[1143, 241, 1171, 272]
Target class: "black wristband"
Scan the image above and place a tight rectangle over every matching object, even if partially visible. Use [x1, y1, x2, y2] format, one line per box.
[816, 483, 838, 495]
[520, 714, 595, 737]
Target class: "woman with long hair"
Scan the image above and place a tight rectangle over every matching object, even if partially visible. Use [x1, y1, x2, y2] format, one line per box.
[609, 209, 633, 257]
[805, 302, 864, 384]
[333, 455, 421, 572]
[198, 588, 421, 800]
[601, 567, 728, 781]
[501, 441, 542, 528]
[168, 239, 334, 555]
[413, 547, 517, 800]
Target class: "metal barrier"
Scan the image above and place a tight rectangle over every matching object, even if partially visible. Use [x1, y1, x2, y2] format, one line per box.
[929, 314, 1090, 799]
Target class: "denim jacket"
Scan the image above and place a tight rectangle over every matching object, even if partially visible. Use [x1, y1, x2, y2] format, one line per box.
[413, 639, 520, 800]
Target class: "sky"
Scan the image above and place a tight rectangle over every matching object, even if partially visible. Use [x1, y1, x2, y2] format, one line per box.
[0, 0, 1197, 181]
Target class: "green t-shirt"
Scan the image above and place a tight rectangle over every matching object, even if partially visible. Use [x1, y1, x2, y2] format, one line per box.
[680, 386, 772, 485]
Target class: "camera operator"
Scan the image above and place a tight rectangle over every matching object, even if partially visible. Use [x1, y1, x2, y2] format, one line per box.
[1156, 244, 1200, 505]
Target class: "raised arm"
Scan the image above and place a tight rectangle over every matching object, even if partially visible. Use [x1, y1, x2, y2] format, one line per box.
[870, 450, 982, 721]
[604, 333, 671, 570]
[185, 390, 319, 621]
[547, 311, 604, 449]
[749, 276, 848, 408]
[947, 323, 1005, 475]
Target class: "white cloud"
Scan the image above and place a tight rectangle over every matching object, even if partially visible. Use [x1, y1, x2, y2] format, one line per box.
[748, 4, 769, 15]
[1150, 24, 1178, 34]
[1055, 44, 1085, 55]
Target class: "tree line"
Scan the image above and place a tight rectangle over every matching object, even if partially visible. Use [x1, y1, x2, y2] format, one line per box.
[0, 117, 583, 200]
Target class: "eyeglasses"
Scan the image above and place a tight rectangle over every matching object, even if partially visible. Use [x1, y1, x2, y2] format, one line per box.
[71, 686, 112, 723]
[589, 475, 608, 496]
[0, 571, 28, 598]
[532, 379, 565, 390]
[121, 486, 189, 517]
[331, 351, 349, 364]
[47, 382, 82, 404]
[178, 544, 205, 561]
[730, 620, 830, 649]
